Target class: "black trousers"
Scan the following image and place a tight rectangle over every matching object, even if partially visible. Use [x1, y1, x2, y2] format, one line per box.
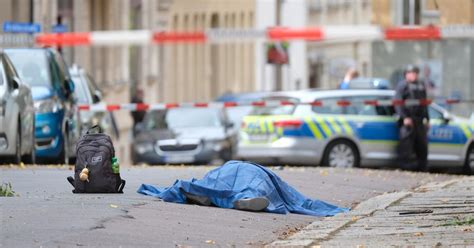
[398, 121, 428, 170]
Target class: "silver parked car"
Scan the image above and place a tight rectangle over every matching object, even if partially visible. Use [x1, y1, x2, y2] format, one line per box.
[132, 107, 236, 165]
[238, 89, 474, 173]
[70, 65, 118, 138]
[0, 51, 35, 164]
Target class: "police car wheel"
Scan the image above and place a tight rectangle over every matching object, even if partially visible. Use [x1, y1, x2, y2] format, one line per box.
[464, 146, 474, 175]
[324, 140, 359, 168]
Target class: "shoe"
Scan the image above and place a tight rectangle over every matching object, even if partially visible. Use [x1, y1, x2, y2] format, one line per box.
[233, 197, 269, 211]
[182, 191, 212, 206]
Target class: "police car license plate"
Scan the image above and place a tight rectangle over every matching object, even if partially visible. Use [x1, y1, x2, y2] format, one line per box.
[164, 155, 195, 164]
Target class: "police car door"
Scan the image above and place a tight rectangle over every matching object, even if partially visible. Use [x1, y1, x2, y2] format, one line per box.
[347, 95, 398, 164]
[427, 105, 465, 165]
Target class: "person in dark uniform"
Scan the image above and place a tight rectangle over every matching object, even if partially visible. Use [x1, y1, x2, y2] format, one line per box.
[131, 89, 146, 136]
[395, 65, 430, 171]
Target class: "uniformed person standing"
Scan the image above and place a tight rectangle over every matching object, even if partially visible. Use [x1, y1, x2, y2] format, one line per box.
[395, 65, 430, 170]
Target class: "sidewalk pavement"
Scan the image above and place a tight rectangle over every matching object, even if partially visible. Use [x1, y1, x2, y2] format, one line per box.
[270, 177, 474, 247]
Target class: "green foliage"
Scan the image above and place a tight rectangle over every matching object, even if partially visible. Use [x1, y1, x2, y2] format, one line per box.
[0, 182, 16, 197]
[441, 216, 474, 226]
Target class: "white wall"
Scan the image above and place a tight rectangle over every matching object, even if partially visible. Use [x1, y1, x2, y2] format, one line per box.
[255, 0, 307, 91]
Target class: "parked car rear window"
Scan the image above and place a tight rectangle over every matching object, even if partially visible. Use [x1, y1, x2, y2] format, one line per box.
[5, 50, 51, 87]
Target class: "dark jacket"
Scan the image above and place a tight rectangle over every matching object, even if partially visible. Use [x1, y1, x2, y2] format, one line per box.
[131, 96, 146, 125]
[395, 80, 429, 122]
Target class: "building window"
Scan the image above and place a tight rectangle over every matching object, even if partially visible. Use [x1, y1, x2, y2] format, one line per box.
[402, 0, 421, 25]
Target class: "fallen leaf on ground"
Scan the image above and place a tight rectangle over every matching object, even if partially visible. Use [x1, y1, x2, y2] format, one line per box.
[351, 216, 359, 221]
[110, 204, 118, 208]
[463, 228, 472, 232]
[205, 240, 216, 244]
[414, 232, 424, 236]
[319, 170, 328, 176]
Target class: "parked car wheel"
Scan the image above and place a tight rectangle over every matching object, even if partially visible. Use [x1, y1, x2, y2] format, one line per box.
[220, 147, 233, 162]
[464, 145, 474, 175]
[323, 140, 360, 168]
[13, 128, 21, 164]
[23, 135, 36, 165]
[59, 130, 70, 165]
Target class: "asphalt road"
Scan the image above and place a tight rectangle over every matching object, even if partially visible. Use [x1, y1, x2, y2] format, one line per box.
[0, 164, 459, 247]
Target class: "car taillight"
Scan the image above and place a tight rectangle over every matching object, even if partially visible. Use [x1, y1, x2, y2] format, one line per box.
[273, 119, 303, 129]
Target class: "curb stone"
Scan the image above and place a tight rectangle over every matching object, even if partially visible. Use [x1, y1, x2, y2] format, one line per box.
[268, 178, 466, 247]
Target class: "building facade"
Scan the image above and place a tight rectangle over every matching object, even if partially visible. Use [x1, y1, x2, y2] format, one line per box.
[163, 0, 256, 103]
[306, 0, 373, 89]
[370, 0, 474, 116]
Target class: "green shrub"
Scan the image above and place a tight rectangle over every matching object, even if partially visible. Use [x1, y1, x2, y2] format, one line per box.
[0, 182, 16, 197]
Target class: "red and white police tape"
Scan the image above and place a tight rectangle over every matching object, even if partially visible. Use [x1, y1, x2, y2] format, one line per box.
[33, 25, 474, 46]
[77, 98, 466, 112]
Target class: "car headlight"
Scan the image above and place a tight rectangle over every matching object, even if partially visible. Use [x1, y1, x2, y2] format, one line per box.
[135, 142, 154, 154]
[34, 97, 63, 113]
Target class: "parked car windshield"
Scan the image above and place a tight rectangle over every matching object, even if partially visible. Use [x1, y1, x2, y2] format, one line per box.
[5, 50, 51, 87]
[144, 108, 223, 130]
[72, 76, 91, 104]
[166, 108, 222, 128]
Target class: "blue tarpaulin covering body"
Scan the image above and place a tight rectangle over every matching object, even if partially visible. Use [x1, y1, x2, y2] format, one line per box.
[137, 161, 349, 216]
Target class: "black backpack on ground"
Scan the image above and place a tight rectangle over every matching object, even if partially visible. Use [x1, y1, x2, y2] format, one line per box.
[67, 126, 125, 193]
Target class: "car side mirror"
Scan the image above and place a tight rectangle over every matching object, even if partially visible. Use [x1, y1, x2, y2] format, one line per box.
[93, 90, 102, 103]
[442, 112, 452, 124]
[12, 77, 20, 90]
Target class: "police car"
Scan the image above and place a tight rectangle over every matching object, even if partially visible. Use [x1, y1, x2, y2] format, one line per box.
[237, 89, 474, 173]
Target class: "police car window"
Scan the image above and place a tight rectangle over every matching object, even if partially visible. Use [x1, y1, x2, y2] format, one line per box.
[349, 96, 394, 116]
[311, 97, 350, 115]
[250, 97, 298, 115]
[428, 106, 443, 119]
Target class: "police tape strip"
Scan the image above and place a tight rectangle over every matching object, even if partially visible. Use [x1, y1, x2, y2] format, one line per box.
[77, 98, 464, 112]
[30, 25, 474, 47]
